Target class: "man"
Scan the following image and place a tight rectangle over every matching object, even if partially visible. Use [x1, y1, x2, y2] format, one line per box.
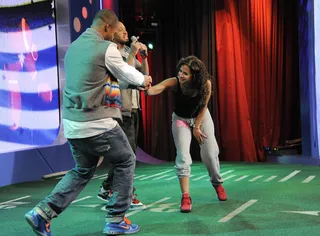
[97, 22, 149, 210]
[24, 9, 152, 236]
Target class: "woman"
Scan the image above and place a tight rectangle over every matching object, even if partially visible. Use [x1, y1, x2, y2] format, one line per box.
[146, 55, 227, 213]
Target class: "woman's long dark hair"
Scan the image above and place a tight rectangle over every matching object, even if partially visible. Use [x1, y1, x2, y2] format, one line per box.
[177, 55, 211, 109]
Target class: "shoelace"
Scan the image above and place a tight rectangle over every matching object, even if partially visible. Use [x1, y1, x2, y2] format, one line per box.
[45, 222, 51, 233]
[123, 217, 131, 225]
[216, 186, 224, 193]
[132, 193, 141, 204]
[181, 196, 191, 205]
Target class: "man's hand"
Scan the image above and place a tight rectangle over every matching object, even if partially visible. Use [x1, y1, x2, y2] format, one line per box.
[129, 37, 141, 56]
[143, 75, 152, 88]
[139, 43, 148, 58]
[137, 86, 147, 91]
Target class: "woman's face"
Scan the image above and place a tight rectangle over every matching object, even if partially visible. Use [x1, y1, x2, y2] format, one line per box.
[178, 65, 192, 85]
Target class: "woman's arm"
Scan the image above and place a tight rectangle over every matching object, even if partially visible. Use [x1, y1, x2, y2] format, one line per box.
[146, 77, 177, 96]
[193, 80, 212, 144]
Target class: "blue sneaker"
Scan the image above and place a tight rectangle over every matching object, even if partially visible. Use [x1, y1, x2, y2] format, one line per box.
[103, 217, 140, 235]
[25, 209, 51, 236]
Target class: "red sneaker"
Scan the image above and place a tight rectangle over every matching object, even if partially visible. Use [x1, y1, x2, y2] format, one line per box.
[130, 193, 146, 210]
[180, 193, 192, 213]
[214, 185, 227, 201]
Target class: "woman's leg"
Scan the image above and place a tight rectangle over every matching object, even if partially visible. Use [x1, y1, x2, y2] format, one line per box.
[199, 110, 227, 201]
[172, 115, 193, 212]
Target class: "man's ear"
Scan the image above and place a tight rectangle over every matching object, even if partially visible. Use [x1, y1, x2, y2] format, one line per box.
[105, 24, 110, 32]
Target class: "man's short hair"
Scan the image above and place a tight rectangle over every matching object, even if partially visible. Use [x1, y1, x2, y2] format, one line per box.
[92, 9, 118, 27]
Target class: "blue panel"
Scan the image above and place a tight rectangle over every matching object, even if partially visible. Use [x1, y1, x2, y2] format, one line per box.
[314, 0, 320, 158]
[0, 143, 75, 187]
[38, 143, 75, 173]
[298, 0, 319, 158]
[0, 149, 53, 187]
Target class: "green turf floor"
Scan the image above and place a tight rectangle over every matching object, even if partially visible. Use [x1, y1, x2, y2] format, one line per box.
[0, 161, 320, 236]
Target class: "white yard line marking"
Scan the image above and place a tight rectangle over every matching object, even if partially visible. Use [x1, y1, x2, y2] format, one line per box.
[282, 210, 320, 216]
[222, 175, 236, 181]
[193, 175, 207, 181]
[218, 200, 258, 223]
[99, 176, 109, 180]
[71, 196, 92, 204]
[0, 196, 31, 205]
[165, 176, 177, 180]
[153, 174, 170, 180]
[134, 175, 146, 179]
[92, 174, 108, 179]
[165, 174, 193, 180]
[221, 170, 234, 176]
[76, 204, 100, 208]
[139, 170, 174, 180]
[278, 170, 301, 182]
[207, 174, 236, 181]
[235, 175, 249, 181]
[249, 175, 263, 182]
[302, 175, 316, 183]
[264, 176, 277, 182]
[126, 197, 171, 217]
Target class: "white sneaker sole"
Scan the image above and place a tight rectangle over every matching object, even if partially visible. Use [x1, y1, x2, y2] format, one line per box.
[129, 204, 147, 211]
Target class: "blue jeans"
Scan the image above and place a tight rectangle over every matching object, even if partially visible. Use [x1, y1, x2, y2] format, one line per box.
[35, 125, 135, 223]
[102, 109, 139, 190]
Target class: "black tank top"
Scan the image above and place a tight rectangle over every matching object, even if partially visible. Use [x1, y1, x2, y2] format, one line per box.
[173, 77, 202, 118]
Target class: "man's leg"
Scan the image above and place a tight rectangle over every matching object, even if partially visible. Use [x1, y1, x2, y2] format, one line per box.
[98, 165, 115, 201]
[90, 126, 136, 218]
[98, 115, 134, 193]
[99, 125, 140, 234]
[120, 114, 136, 153]
[26, 126, 138, 235]
[98, 116, 134, 202]
[120, 111, 145, 210]
[25, 138, 100, 235]
[99, 112, 145, 210]
[132, 109, 140, 152]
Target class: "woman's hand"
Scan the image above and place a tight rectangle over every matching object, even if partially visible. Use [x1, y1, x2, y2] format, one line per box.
[193, 127, 207, 145]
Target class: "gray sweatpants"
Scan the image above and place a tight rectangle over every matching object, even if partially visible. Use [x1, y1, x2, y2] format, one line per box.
[172, 109, 223, 186]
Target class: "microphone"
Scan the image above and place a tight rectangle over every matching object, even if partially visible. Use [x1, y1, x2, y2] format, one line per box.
[131, 35, 147, 58]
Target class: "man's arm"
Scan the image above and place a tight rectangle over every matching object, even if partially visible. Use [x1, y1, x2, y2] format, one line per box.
[140, 58, 149, 75]
[125, 44, 149, 76]
[105, 43, 145, 87]
[139, 43, 149, 75]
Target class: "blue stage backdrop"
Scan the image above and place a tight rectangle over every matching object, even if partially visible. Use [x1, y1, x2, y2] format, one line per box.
[314, 0, 320, 157]
[0, 0, 60, 154]
[68, 0, 101, 42]
[298, 0, 319, 158]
